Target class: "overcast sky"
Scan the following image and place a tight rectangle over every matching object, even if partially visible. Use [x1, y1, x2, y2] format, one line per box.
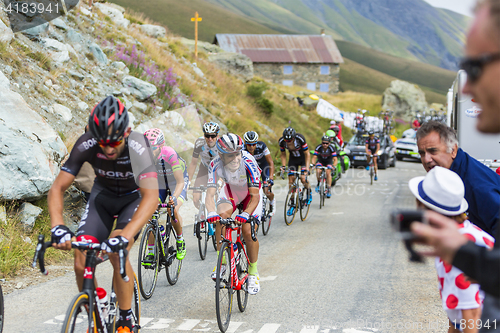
[423, 0, 476, 16]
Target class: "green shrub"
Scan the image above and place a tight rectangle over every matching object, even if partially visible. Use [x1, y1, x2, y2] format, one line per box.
[246, 82, 266, 98]
[256, 97, 274, 115]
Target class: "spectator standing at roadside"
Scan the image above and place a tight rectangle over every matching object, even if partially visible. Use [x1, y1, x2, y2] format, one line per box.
[409, 166, 494, 333]
[412, 1, 500, 330]
[416, 121, 500, 236]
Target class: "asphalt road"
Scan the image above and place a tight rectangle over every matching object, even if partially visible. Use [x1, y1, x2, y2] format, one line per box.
[4, 160, 450, 333]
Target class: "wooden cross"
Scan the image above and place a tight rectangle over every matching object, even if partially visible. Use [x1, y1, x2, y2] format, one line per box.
[191, 12, 202, 59]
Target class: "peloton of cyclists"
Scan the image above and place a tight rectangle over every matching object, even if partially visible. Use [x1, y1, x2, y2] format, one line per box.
[243, 131, 276, 216]
[205, 133, 263, 294]
[365, 130, 380, 181]
[279, 127, 312, 216]
[312, 135, 338, 198]
[144, 128, 188, 260]
[47, 96, 159, 333]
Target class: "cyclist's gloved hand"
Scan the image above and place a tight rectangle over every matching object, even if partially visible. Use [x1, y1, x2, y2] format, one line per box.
[51, 225, 74, 244]
[207, 212, 221, 224]
[169, 196, 178, 207]
[101, 236, 129, 253]
[268, 179, 274, 186]
[235, 212, 250, 224]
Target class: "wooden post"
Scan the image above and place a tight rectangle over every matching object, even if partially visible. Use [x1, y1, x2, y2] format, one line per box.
[191, 12, 202, 59]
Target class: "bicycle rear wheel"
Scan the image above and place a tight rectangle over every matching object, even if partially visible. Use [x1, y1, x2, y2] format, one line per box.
[137, 224, 159, 300]
[261, 197, 271, 235]
[300, 187, 311, 221]
[60, 292, 93, 333]
[215, 241, 232, 332]
[236, 241, 249, 312]
[284, 186, 298, 226]
[165, 223, 182, 285]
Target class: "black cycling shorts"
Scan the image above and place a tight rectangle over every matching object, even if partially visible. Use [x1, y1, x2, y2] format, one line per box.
[288, 156, 306, 175]
[76, 182, 142, 243]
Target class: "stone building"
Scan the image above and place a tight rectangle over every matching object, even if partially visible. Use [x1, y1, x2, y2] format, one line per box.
[213, 34, 344, 94]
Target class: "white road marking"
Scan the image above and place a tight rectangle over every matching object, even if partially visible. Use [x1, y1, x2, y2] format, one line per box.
[260, 276, 277, 281]
[300, 325, 319, 332]
[332, 212, 344, 215]
[141, 317, 155, 327]
[258, 323, 281, 332]
[144, 318, 175, 329]
[227, 321, 245, 332]
[343, 329, 374, 333]
[177, 319, 201, 330]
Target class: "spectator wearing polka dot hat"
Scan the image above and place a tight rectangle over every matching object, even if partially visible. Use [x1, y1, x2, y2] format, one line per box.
[409, 166, 494, 333]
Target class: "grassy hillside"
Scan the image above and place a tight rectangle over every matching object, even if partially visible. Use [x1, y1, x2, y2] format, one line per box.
[336, 40, 456, 96]
[340, 58, 447, 104]
[109, 0, 285, 42]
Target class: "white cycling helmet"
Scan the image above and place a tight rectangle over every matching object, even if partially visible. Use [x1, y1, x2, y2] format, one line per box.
[217, 133, 243, 154]
[330, 120, 336, 125]
[243, 131, 259, 144]
[203, 121, 220, 135]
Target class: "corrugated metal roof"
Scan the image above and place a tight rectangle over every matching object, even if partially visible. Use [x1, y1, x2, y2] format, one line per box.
[214, 34, 344, 64]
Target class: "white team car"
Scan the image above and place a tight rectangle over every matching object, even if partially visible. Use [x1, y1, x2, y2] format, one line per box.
[394, 129, 421, 161]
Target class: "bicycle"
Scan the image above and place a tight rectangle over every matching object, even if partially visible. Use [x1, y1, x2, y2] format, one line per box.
[316, 166, 328, 209]
[137, 193, 182, 300]
[214, 217, 257, 333]
[368, 154, 375, 185]
[281, 168, 311, 225]
[190, 186, 216, 260]
[32, 234, 140, 333]
[260, 186, 272, 236]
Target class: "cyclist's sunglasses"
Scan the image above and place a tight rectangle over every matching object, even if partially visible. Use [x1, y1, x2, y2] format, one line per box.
[460, 53, 500, 83]
[322, 142, 330, 145]
[98, 138, 123, 148]
[205, 134, 217, 139]
[284, 138, 293, 142]
[246, 142, 257, 146]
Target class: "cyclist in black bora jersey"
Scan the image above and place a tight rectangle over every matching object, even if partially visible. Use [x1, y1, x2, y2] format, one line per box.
[47, 96, 159, 333]
[365, 130, 380, 181]
[279, 127, 311, 216]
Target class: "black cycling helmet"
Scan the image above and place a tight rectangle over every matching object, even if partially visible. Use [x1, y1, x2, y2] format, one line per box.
[321, 135, 330, 143]
[88, 96, 129, 143]
[283, 127, 296, 140]
[243, 131, 259, 144]
[332, 126, 340, 133]
[368, 130, 375, 136]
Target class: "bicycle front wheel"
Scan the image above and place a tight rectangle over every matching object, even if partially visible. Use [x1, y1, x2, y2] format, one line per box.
[319, 179, 325, 209]
[236, 242, 249, 312]
[261, 197, 271, 236]
[60, 292, 93, 333]
[284, 186, 298, 226]
[215, 241, 233, 333]
[112, 274, 141, 333]
[370, 166, 374, 185]
[165, 223, 182, 285]
[300, 187, 311, 221]
[138, 224, 159, 300]
[197, 221, 208, 260]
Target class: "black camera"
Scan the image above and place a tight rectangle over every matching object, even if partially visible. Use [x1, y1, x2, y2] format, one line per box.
[390, 209, 426, 239]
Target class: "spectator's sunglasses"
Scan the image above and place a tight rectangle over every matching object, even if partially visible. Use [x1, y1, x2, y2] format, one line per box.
[460, 53, 500, 83]
[99, 138, 123, 148]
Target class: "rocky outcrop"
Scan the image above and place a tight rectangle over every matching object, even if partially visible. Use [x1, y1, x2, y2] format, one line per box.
[122, 75, 157, 101]
[0, 19, 13, 44]
[0, 71, 67, 200]
[18, 202, 42, 232]
[140, 24, 166, 39]
[94, 3, 130, 28]
[382, 80, 428, 121]
[208, 53, 253, 82]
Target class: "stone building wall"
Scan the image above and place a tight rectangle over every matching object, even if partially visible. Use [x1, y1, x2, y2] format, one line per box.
[253, 63, 340, 94]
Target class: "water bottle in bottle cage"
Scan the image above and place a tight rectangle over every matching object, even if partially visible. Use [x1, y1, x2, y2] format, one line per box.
[159, 225, 166, 240]
[96, 287, 109, 319]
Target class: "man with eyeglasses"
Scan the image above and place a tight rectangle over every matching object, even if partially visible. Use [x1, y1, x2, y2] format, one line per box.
[188, 122, 220, 209]
[411, 0, 500, 329]
[47, 96, 158, 333]
[205, 133, 263, 294]
[312, 135, 337, 198]
[243, 130, 276, 216]
[279, 127, 312, 216]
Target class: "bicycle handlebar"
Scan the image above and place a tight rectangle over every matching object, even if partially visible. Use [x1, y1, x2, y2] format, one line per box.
[219, 218, 257, 242]
[32, 234, 130, 282]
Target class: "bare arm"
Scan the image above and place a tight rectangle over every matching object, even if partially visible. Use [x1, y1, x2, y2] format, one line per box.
[48, 171, 76, 250]
[311, 154, 317, 166]
[206, 187, 217, 213]
[280, 151, 287, 168]
[119, 177, 159, 241]
[264, 154, 275, 180]
[243, 186, 260, 215]
[365, 144, 370, 155]
[304, 150, 310, 171]
[333, 156, 338, 167]
[187, 157, 198, 182]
